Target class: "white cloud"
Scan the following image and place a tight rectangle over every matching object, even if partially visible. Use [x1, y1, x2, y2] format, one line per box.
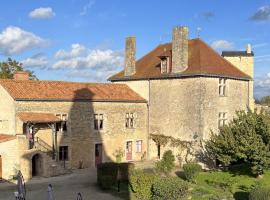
[255, 74, 270, 98]
[80, 0, 95, 16]
[29, 7, 55, 19]
[52, 43, 123, 81]
[0, 26, 48, 55]
[211, 40, 234, 50]
[250, 5, 270, 21]
[21, 53, 48, 69]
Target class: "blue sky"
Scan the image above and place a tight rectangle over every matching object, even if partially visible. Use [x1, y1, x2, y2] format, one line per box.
[0, 0, 269, 97]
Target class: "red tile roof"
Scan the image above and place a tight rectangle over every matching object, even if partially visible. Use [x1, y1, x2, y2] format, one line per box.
[109, 39, 251, 81]
[0, 80, 145, 102]
[0, 134, 16, 143]
[17, 112, 62, 123]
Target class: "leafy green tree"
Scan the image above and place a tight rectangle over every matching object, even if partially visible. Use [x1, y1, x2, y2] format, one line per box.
[260, 96, 270, 106]
[206, 110, 270, 175]
[0, 58, 37, 80]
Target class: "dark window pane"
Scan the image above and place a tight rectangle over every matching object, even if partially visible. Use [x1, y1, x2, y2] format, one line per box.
[62, 122, 67, 131]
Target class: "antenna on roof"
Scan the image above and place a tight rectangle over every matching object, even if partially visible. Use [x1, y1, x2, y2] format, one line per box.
[197, 27, 202, 38]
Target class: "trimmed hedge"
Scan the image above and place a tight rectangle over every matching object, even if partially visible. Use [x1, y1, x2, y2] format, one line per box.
[130, 170, 158, 200]
[249, 186, 270, 200]
[97, 162, 135, 189]
[152, 177, 188, 200]
[183, 163, 202, 182]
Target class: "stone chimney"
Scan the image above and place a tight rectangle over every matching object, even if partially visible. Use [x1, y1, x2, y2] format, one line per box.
[172, 26, 189, 73]
[124, 36, 136, 77]
[13, 71, 29, 80]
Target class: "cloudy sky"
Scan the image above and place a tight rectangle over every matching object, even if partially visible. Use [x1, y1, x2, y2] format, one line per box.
[0, 0, 269, 98]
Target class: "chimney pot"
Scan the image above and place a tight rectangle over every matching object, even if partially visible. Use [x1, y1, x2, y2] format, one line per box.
[246, 44, 252, 54]
[13, 71, 29, 80]
[172, 26, 189, 73]
[124, 36, 136, 77]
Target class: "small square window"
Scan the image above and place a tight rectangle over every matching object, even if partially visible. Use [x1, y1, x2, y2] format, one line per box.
[94, 114, 104, 130]
[218, 112, 227, 128]
[126, 113, 135, 128]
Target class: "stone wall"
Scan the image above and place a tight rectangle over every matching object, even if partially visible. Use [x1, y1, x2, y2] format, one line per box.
[121, 77, 250, 160]
[0, 85, 16, 135]
[0, 138, 18, 180]
[15, 101, 148, 169]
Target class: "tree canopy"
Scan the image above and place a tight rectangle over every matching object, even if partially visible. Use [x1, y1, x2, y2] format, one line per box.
[205, 110, 270, 175]
[0, 58, 38, 80]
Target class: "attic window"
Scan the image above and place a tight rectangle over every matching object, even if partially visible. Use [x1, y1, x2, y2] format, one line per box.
[161, 57, 169, 73]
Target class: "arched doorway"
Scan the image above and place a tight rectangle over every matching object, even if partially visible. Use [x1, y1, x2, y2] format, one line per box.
[32, 154, 42, 177]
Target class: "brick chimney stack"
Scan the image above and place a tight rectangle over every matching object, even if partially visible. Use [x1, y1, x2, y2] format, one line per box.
[172, 26, 189, 73]
[13, 71, 29, 80]
[124, 36, 136, 77]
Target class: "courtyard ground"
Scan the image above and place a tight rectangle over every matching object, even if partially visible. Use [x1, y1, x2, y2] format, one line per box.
[0, 168, 122, 200]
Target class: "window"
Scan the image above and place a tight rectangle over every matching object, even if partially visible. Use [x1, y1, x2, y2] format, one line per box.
[126, 113, 135, 128]
[219, 78, 226, 96]
[59, 146, 68, 161]
[55, 114, 68, 133]
[161, 57, 169, 73]
[94, 114, 103, 130]
[218, 112, 227, 128]
[136, 140, 142, 153]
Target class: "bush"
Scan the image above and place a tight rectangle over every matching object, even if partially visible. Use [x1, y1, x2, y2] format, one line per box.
[183, 163, 202, 182]
[99, 175, 115, 190]
[130, 170, 158, 200]
[249, 186, 270, 200]
[97, 162, 135, 189]
[152, 177, 188, 200]
[205, 110, 270, 176]
[156, 150, 175, 174]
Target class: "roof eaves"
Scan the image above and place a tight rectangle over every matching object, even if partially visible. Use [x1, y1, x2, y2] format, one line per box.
[14, 98, 147, 103]
[110, 73, 252, 82]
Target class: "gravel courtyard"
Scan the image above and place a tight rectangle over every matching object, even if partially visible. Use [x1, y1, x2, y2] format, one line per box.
[0, 168, 122, 200]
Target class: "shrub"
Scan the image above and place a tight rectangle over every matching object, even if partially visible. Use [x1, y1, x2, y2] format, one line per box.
[249, 186, 270, 200]
[156, 150, 175, 174]
[97, 162, 135, 188]
[205, 110, 270, 176]
[99, 175, 115, 190]
[130, 170, 158, 200]
[183, 163, 202, 182]
[152, 177, 188, 200]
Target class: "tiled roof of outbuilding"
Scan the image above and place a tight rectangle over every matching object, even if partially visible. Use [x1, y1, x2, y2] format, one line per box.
[109, 39, 251, 81]
[17, 112, 62, 123]
[0, 134, 16, 143]
[0, 80, 146, 102]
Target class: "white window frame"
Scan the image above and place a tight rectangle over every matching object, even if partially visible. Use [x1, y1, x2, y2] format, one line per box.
[218, 112, 227, 128]
[126, 112, 136, 129]
[55, 113, 68, 133]
[94, 114, 104, 131]
[219, 78, 226, 96]
[136, 140, 142, 153]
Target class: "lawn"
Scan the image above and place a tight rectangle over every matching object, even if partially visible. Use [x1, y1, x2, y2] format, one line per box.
[191, 168, 270, 200]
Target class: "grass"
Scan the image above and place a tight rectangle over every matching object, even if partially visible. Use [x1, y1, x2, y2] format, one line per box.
[191, 168, 270, 200]
[98, 165, 270, 200]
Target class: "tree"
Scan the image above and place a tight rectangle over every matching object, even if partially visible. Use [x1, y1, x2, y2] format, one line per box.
[205, 110, 270, 175]
[260, 96, 270, 106]
[0, 58, 38, 80]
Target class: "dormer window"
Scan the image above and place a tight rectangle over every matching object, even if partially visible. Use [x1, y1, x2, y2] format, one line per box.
[161, 57, 169, 73]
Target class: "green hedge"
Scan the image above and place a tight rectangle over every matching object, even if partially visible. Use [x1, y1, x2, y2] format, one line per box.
[97, 162, 135, 189]
[156, 150, 175, 174]
[249, 186, 270, 200]
[130, 170, 158, 200]
[152, 177, 188, 200]
[183, 163, 202, 182]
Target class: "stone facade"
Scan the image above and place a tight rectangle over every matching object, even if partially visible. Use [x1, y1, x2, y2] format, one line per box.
[124, 37, 136, 76]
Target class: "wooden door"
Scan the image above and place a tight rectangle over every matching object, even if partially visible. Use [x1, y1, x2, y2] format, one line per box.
[126, 141, 132, 160]
[95, 144, 103, 167]
[0, 155, 2, 180]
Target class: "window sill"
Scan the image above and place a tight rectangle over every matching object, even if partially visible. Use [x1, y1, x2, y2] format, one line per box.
[219, 95, 228, 98]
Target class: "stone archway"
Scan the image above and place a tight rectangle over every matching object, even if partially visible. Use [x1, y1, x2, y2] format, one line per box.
[32, 154, 42, 177]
